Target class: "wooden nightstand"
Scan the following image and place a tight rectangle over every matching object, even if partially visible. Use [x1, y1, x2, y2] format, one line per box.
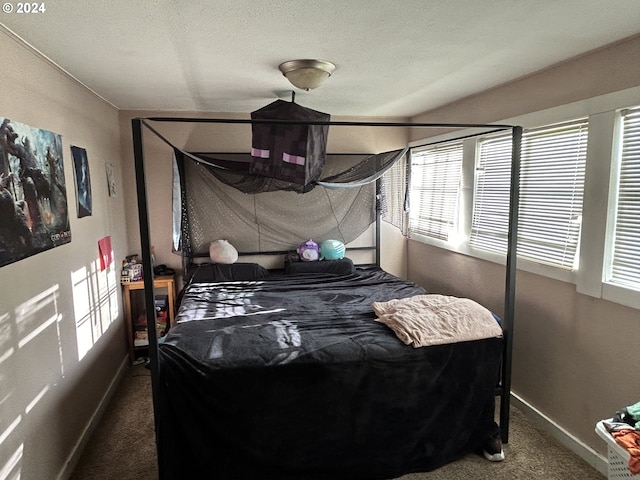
[122, 275, 176, 363]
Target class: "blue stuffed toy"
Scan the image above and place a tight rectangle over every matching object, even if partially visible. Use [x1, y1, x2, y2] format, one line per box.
[319, 239, 345, 260]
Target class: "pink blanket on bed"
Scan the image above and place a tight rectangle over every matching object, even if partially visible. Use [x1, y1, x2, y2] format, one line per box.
[372, 294, 503, 348]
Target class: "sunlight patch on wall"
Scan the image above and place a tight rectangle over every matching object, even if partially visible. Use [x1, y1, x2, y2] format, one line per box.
[0, 309, 18, 479]
[0, 312, 14, 366]
[24, 385, 49, 415]
[0, 383, 10, 409]
[14, 285, 60, 348]
[72, 258, 119, 360]
[0, 286, 66, 479]
[17, 315, 61, 350]
[72, 266, 91, 360]
[0, 414, 22, 480]
[0, 415, 21, 451]
[0, 442, 23, 480]
[13, 285, 64, 381]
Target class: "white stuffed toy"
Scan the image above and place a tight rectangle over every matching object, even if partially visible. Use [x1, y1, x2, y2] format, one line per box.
[209, 240, 238, 264]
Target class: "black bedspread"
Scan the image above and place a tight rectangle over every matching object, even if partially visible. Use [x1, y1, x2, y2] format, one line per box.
[157, 268, 502, 479]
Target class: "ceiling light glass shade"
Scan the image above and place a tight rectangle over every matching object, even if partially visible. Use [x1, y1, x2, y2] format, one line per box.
[279, 59, 336, 91]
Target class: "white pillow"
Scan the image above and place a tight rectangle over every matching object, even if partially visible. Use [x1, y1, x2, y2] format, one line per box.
[209, 240, 238, 264]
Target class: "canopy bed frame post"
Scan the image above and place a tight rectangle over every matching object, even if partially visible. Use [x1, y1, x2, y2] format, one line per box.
[131, 118, 164, 477]
[174, 151, 192, 279]
[375, 178, 382, 267]
[500, 125, 522, 443]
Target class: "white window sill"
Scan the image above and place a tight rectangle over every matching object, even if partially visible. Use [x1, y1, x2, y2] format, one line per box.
[410, 235, 640, 311]
[602, 283, 640, 310]
[408, 235, 576, 284]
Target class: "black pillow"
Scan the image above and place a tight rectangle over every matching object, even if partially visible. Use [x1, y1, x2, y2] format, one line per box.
[187, 262, 270, 283]
[284, 257, 355, 276]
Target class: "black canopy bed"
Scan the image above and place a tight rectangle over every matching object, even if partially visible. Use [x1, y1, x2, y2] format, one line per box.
[131, 110, 522, 479]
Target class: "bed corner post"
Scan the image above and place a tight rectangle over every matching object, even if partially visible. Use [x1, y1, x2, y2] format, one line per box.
[132, 118, 164, 478]
[500, 125, 522, 444]
[375, 178, 382, 267]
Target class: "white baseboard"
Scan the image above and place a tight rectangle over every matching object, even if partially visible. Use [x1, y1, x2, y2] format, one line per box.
[57, 355, 129, 480]
[511, 393, 608, 477]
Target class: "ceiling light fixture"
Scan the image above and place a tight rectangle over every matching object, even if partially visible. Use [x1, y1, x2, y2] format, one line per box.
[278, 59, 336, 91]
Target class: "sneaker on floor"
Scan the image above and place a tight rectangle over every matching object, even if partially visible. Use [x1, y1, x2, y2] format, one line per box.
[482, 436, 505, 462]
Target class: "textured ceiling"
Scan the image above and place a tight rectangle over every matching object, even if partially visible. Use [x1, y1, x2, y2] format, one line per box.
[1, 0, 639, 117]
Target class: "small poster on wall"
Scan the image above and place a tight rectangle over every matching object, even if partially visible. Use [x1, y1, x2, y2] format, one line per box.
[71, 145, 92, 217]
[0, 117, 72, 268]
[106, 162, 117, 197]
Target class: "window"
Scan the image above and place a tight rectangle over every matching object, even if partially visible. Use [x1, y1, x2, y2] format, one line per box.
[400, 91, 638, 308]
[470, 134, 512, 254]
[471, 119, 588, 270]
[408, 141, 463, 242]
[605, 106, 640, 291]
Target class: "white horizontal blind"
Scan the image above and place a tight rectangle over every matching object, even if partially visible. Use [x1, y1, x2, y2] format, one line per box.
[607, 107, 640, 290]
[519, 120, 587, 268]
[471, 119, 588, 270]
[381, 153, 408, 234]
[408, 142, 463, 241]
[470, 135, 512, 253]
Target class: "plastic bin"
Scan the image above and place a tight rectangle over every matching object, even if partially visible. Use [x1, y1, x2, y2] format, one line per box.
[596, 420, 639, 479]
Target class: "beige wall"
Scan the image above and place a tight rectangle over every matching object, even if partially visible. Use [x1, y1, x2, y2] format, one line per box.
[410, 34, 640, 136]
[406, 34, 640, 459]
[0, 30, 128, 479]
[118, 111, 409, 280]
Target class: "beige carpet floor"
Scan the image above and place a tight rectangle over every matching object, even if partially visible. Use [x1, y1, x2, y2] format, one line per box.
[71, 364, 605, 480]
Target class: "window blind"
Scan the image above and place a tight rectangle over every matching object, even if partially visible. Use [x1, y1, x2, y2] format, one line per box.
[607, 106, 640, 290]
[471, 119, 588, 270]
[408, 142, 463, 241]
[470, 135, 512, 253]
